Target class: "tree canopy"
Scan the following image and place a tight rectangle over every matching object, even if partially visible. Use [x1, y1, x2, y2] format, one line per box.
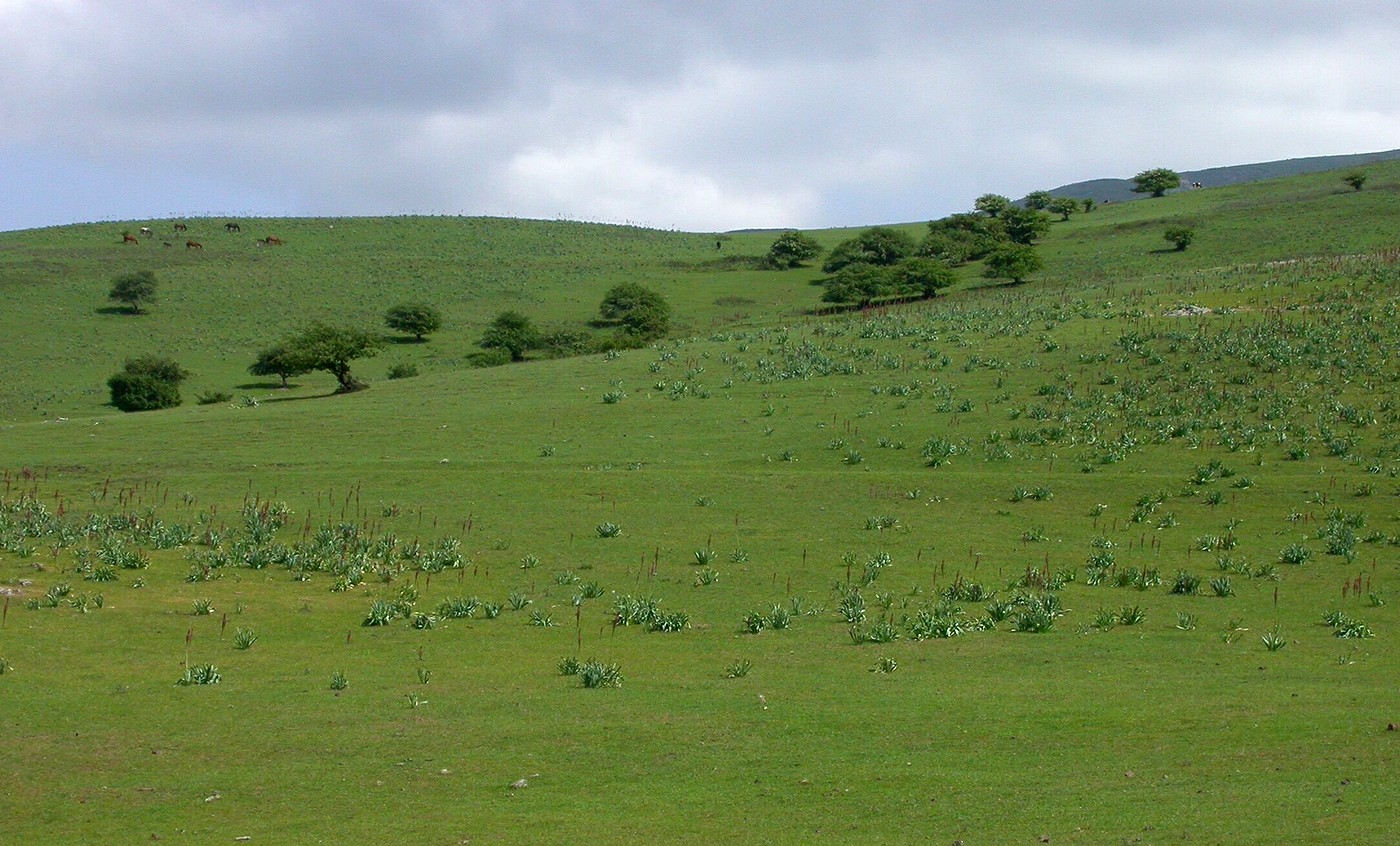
[107, 355, 189, 412]
[1023, 191, 1052, 211]
[973, 194, 1012, 217]
[1046, 197, 1079, 221]
[280, 323, 384, 393]
[479, 311, 541, 361]
[108, 270, 157, 314]
[248, 344, 309, 388]
[384, 303, 443, 341]
[1000, 207, 1051, 245]
[821, 227, 916, 273]
[982, 245, 1043, 284]
[1164, 226, 1196, 251]
[1132, 167, 1181, 198]
[764, 231, 822, 269]
[597, 283, 671, 342]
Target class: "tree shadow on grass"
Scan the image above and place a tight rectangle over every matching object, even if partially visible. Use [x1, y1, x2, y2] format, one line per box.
[235, 381, 295, 390]
[256, 391, 339, 404]
[1148, 248, 1185, 255]
[387, 335, 429, 345]
[95, 306, 141, 315]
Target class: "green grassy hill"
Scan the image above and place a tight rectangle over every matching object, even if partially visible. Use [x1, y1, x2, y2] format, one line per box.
[1, 162, 1398, 845]
[1042, 147, 1400, 202]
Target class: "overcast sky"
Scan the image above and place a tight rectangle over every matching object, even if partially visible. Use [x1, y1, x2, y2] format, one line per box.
[2, 1, 1397, 233]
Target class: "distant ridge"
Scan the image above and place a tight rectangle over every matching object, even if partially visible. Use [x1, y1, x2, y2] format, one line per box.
[1038, 148, 1400, 203]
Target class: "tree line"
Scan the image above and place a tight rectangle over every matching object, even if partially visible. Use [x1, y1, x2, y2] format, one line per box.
[104, 279, 670, 412]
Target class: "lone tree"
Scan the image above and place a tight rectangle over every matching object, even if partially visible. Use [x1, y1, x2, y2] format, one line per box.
[479, 311, 541, 361]
[1046, 197, 1079, 222]
[973, 193, 1012, 217]
[1081, 198, 1096, 213]
[282, 322, 384, 393]
[597, 283, 671, 342]
[107, 355, 189, 412]
[764, 231, 822, 269]
[384, 303, 443, 341]
[1132, 167, 1181, 198]
[1343, 171, 1367, 191]
[1023, 190, 1052, 211]
[109, 270, 157, 314]
[1164, 226, 1196, 251]
[248, 343, 309, 388]
[983, 245, 1043, 284]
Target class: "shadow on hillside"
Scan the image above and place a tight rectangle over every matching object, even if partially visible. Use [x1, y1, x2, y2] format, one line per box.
[1148, 248, 1186, 255]
[256, 391, 338, 405]
[387, 336, 429, 345]
[236, 382, 294, 391]
[95, 306, 141, 316]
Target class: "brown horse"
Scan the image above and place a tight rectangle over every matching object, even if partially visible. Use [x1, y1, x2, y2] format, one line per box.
[186, 240, 204, 250]
[122, 233, 139, 245]
[173, 222, 188, 232]
[263, 235, 283, 246]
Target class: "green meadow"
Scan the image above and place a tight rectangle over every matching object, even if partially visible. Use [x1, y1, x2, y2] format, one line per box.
[1, 162, 1398, 844]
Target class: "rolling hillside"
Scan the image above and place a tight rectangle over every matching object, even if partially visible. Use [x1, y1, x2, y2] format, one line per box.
[1, 160, 1398, 845]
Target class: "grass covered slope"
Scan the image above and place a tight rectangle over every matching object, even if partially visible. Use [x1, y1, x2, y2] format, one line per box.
[1, 162, 1399, 845]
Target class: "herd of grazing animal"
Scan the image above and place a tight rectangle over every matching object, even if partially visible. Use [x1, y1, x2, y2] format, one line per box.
[118, 221, 283, 250]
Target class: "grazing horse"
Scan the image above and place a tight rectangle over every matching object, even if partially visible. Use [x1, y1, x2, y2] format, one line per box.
[162, 242, 173, 248]
[186, 240, 204, 250]
[122, 233, 139, 245]
[263, 235, 283, 246]
[139, 227, 154, 238]
[224, 222, 240, 233]
[173, 222, 188, 232]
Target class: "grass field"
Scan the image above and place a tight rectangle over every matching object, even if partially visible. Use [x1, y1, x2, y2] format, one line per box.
[1, 162, 1398, 844]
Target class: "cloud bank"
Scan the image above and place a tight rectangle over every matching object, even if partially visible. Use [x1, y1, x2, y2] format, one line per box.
[3, 1, 1398, 231]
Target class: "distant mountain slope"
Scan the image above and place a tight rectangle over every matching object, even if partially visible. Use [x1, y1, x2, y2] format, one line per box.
[1040, 148, 1400, 202]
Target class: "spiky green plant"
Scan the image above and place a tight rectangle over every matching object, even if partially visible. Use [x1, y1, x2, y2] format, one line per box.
[176, 664, 221, 686]
[595, 522, 622, 538]
[231, 628, 258, 650]
[723, 658, 753, 678]
[578, 659, 623, 689]
[1261, 627, 1286, 652]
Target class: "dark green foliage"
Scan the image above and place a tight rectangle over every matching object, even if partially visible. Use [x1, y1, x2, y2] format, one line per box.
[919, 214, 1004, 264]
[764, 231, 822, 269]
[248, 344, 309, 388]
[598, 283, 671, 341]
[386, 363, 418, 380]
[480, 311, 541, 361]
[983, 245, 1044, 283]
[108, 270, 157, 314]
[196, 390, 233, 405]
[1132, 167, 1181, 197]
[1164, 226, 1196, 251]
[822, 227, 916, 273]
[890, 257, 956, 298]
[1000, 207, 1051, 245]
[107, 355, 190, 412]
[973, 193, 1012, 217]
[384, 303, 443, 341]
[1343, 171, 1367, 191]
[1024, 190, 1052, 210]
[282, 323, 384, 392]
[1081, 198, 1096, 212]
[821, 264, 896, 306]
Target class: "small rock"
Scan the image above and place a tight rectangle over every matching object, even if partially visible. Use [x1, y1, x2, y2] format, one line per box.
[1387, 722, 1397, 731]
[1124, 770, 1135, 778]
[510, 778, 528, 790]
